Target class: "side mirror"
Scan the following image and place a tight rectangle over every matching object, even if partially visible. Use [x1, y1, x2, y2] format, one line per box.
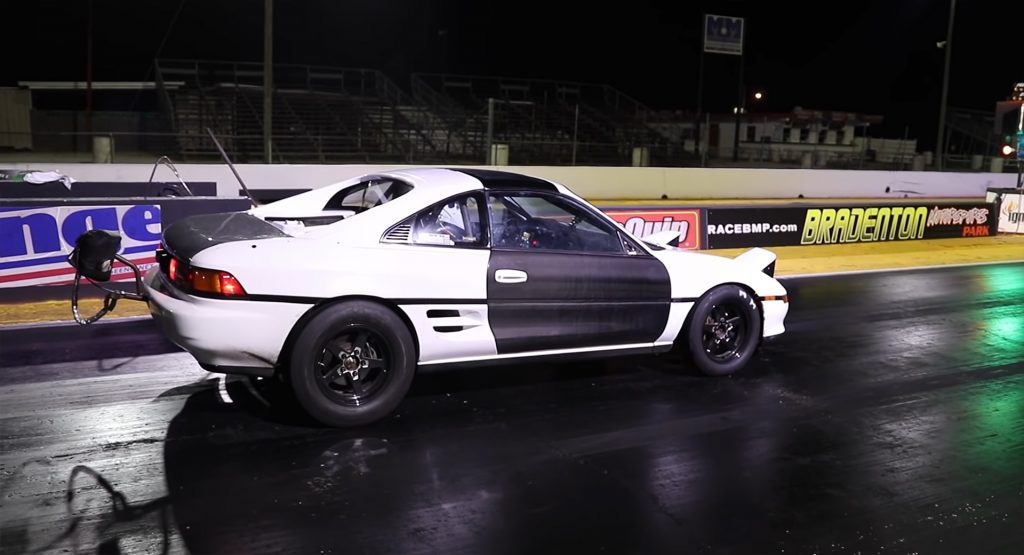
[643, 229, 684, 248]
[68, 229, 122, 282]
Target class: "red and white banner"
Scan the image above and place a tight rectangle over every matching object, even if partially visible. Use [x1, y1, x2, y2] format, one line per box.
[0, 205, 162, 288]
[603, 208, 703, 250]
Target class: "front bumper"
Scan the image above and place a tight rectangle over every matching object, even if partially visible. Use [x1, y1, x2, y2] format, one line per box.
[143, 268, 313, 372]
[762, 298, 789, 338]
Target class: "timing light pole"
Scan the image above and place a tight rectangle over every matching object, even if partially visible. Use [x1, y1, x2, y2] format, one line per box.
[935, 0, 956, 171]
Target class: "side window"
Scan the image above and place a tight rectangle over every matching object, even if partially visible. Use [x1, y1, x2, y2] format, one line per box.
[405, 193, 486, 247]
[488, 193, 623, 253]
[324, 179, 413, 213]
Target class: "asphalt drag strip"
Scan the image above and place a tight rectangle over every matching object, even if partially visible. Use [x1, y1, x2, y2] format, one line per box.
[1, 262, 1022, 554]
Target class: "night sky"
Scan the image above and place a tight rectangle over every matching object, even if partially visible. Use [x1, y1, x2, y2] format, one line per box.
[3, 0, 1021, 149]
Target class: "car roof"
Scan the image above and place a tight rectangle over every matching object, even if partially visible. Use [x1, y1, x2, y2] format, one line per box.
[261, 167, 571, 239]
[373, 167, 561, 193]
[253, 167, 565, 219]
[442, 168, 560, 191]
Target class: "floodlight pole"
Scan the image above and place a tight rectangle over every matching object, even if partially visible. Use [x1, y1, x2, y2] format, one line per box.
[263, 0, 274, 164]
[486, 97, 495, 165]
[572, 103, 579, 165]
[702, 112, 710, 167]
[695, 14, 706, 158]
[935, 0, 955, 171]
[732, 54, 744, 162]
[86, 0, 94, 136]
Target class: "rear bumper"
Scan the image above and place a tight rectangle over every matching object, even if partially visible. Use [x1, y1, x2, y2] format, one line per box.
[143, 268, 313, 372]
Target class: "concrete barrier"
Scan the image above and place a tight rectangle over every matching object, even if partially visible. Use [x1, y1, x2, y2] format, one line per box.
[5, 162, 1017, 201]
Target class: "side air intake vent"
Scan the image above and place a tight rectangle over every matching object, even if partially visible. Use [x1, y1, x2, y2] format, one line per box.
[382, 223, 412, 243]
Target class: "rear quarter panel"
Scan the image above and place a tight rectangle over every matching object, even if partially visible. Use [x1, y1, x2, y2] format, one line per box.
[189, 237, 490, 301]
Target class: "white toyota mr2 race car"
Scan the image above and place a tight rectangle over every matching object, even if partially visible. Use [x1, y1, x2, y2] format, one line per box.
[73, 168, 790, 427]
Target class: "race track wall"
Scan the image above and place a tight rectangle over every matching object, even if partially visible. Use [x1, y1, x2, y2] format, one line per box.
[5, 163, 1017, 200]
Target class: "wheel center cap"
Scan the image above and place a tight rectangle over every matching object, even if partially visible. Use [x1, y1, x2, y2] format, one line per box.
[343, 356, 360, 371]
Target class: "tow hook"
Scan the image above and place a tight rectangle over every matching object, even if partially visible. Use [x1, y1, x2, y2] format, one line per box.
[66, 229, 149, 325]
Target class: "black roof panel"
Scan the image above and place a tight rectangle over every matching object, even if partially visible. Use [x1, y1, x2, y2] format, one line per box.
[448, 168, 558, 191]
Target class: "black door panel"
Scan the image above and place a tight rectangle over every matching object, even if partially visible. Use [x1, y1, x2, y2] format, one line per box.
[487, 250, 671, 354]
[488, 251, 670, 300]
[489, 301, 669, 352]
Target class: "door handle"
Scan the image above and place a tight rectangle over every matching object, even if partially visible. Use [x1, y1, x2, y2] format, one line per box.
[495, 269, 528, 284]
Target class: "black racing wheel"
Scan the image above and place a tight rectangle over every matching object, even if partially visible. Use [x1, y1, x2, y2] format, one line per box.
[288, 301, 416, 427]
[684, 284, 762, 376]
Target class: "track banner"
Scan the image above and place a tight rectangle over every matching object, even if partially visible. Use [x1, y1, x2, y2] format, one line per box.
[705, 203, 995, 249]
[602, 208, 703, 250]
[0, 205, 161, 288]
[987, 189, 1024, 234]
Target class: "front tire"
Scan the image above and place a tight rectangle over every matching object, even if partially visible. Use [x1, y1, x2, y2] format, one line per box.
[288, 301, 416, 427]
[685, 285, 762, 376]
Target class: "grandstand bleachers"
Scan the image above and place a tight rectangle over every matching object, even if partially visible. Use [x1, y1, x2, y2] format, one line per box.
[408, 73, 689, 166]
[153, 60, 692, 166]
[14, 60, 1012, 171]
[155, 59, 460, 164]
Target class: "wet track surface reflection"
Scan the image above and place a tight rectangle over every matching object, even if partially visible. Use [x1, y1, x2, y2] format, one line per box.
[1, 263, 1022, 554]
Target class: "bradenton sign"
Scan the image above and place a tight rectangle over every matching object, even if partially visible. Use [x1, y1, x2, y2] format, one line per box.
[702, 203, 995, 249]
[800, 206, 929, 245]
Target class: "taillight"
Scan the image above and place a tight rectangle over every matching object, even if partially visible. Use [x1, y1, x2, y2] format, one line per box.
[186, 267, 248, 297]
[161, 252, 246, 298]
[219, 274, 246, 296]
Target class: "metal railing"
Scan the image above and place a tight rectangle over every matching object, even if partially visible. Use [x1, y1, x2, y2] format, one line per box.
[155, 59, 458, 163]
[156, 59, 391, 97]
[408, 72, 679, 163]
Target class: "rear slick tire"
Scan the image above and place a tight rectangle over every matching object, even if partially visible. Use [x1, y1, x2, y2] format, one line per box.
[685, 284, 762, 377]
[288, 301, 416, 427]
